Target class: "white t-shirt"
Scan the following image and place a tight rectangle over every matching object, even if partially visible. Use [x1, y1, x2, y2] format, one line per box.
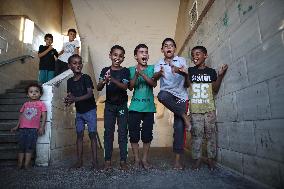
[154, 56, 189, 100]
[58, 40, 80, 63]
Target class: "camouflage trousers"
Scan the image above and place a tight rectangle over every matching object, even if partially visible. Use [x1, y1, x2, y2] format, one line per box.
[191, 111, 216, 159]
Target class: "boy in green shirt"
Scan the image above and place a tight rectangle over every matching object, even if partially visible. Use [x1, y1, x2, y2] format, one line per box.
[128, 44, 157, 169]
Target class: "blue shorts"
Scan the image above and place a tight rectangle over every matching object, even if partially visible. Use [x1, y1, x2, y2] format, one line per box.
[75, 108, 97, 133]
[38, 70, 55, 84]
[18, 128, 38, 153]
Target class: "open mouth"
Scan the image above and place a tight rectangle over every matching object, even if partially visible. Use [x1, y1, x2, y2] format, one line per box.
[142, 57, 147, 61]
[167, 50, 171, 54]
[193, 59, 198, 63]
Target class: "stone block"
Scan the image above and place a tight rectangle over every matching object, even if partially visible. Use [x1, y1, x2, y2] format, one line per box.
[35, 143, 50, 166]
[243, 154, 281, 188]
[255, 119, 284, 163]
[246, 32, 284, 85]
[216, 93, 238, 122]
[223, 57, 249, 94]
[236, 82, 270, 121]
[258, 0, 284, 41]
[221, 148, 243, 174]
[230, 13, 261, 61]
[228, 121, 256, 155]
[268, 75, 284, 119]
[41, 85, 53, 101]
[216, 122, 230, 149]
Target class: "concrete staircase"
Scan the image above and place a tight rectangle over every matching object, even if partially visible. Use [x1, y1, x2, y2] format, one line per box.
[0, 80, 35, 166]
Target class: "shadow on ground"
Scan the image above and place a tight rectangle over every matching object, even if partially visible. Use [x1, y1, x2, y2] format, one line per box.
[0, 147, 266, 189]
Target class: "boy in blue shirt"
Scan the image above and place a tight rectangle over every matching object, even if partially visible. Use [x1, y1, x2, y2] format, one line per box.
[97, 45, 130, 171]
[154, 38, 190, 170]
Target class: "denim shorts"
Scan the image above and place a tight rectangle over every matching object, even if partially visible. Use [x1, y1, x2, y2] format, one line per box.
[75, 108, 97, 133]
[18, 128, 38, 153]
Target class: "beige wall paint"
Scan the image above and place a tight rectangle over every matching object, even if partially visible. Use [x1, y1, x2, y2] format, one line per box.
[0, 0, 62, 34]
[62, 0, 78, 35]
[71, 0, 180, 96]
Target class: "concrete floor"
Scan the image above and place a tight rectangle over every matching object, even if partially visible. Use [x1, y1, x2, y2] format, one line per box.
[0, 148, 267, 189]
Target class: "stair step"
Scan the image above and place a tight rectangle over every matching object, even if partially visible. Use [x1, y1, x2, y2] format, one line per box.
[0, 133, 18, 143]
[0, 112, 20, 120]
[0, 149, 18, 159]
[0, 104, 22, 112]
[6, 88, 25, 93]
[0, 93, 27, 98]
[0, 143, 18, 151]
[0, 98, 28, 105]
[0, 160, 18, 166]
[20, 80, 38, 85]
[0, 121, 18, 131]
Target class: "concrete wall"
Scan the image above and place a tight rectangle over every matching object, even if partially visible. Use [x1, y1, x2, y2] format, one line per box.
[176, 0, 284, 188]
[71, 0, 180, 96]
[0, 0, 63, 93]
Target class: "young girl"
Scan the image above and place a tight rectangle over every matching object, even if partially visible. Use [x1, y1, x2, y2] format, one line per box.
[11, 83, 47, 169]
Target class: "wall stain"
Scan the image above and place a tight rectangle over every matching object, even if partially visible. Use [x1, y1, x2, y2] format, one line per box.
[237, 4, 253, 15]
[223, 12, 229, 27]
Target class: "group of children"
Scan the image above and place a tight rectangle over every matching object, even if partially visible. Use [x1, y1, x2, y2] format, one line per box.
[38, 28, 79, 84]
[11, 36, 228, 171]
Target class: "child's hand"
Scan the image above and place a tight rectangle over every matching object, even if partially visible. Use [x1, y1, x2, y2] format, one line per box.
[10, 126, 18, 132]
[135, 66, 143, 76]
[159, 66, 165, 77]
[64, 93, 75, 106]
[218, 64, 228, 76]
[104, 69, 111, 84]
[178, 66, 188, 76]
[48, 45, 53, 51]
[38, 127, 45, 135]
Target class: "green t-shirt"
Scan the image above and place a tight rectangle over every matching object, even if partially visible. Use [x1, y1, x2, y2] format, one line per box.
[128, 65, 156, 112]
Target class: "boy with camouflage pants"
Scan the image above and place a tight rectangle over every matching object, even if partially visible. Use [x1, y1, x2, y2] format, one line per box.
[188, 46, 228, 170]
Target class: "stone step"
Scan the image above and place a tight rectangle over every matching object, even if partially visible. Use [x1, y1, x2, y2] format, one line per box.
[20, 80, 38, 85]
[0, 160, 18, 166]
[0, 121, 18, 131]
[0, 112, 20, 120]
[0, 98, 28, 105]
[0, 93, 27, 98]
[6, 88, 25, 93]
[0, 143, 18, 151]
[0, 104, 22, 112]
[0, 133, 18, 143]
[0, 149, 18, 160]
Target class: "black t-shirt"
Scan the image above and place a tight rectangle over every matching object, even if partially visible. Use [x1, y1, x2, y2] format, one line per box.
[188, 66, 217, 83]
[38, 45, 59, 71]
[99, 67, 130, 105]
[67, 74, 97, 113]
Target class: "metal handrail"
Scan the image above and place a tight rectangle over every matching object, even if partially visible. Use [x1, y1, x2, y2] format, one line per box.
[0, 55, 34, 67]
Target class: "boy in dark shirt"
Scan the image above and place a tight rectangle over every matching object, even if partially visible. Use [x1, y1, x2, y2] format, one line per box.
[38, 34, 58, 84]
[97, 45, 130, 171]
[188, 46, 228, 170]
[64, 54, 98, 169]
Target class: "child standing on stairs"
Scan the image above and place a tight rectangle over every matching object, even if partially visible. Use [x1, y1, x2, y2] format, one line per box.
[11, 83, 47, 169]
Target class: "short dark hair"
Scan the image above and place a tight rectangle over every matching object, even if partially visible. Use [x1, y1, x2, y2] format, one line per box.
[68, 28, 77, 34]
[191, 46, 207, 54]
[110, 45, 125, 54]
[44, 33, 53, 40]
[162, 38, 176, 48]
[25, 83, 43, 95]
[134, 44, 148, 56]
[68, 54, 82, 64]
